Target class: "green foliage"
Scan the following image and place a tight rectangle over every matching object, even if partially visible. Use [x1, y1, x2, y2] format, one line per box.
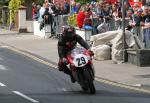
[0, 0, 9, 6]
[75, 0, 91, 4]
[8, 0, 23, 23]
[68, 14, 77, 26]
[36, 0, 44, 5]
[0, 18, 2, 24]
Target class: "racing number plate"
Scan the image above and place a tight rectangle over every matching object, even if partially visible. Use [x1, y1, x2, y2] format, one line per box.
[73, 54, 88, 67]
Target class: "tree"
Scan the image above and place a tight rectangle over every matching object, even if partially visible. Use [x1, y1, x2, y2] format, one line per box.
[23, 0, 45, 20]
[8, 0, 23, 24]
[75, 0, 91, 4]
[0, 0, 9, 6]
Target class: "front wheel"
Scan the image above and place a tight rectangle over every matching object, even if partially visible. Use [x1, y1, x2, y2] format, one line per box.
[81, 86, 88, 92]
[83, 68, 96, 94]
[88, 80, 96, 94]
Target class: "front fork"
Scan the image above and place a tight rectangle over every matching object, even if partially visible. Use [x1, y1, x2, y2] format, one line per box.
[73, 64, 95, 85]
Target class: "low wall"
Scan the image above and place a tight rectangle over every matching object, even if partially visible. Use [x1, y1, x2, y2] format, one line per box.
[33, 21, 51, 38]
[127, 49, 150, 66]
[75, 27, 92, 41]
[26, 20, 33, 32]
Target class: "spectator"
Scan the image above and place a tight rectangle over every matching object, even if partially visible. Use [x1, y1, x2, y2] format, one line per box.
[112, 3, 121, 29]
[45, 0, 50, 4]
[71, 2, 78, 14]
[32, 2, 38, 20]
[51, 4, 60, 34]
[77, 6, 86, 28]
[146, 0, 150, 6]
[124, 1, 133, 16]
[83, 17, 93, 30]
[51, 4, 59, 16]
[112, 3, 119, 19]
[85, 7, 93, 18]
[132, 8, 145, 26]
[143, 6, 149, 21]
[131, 8, 145, 40]
[99, 3, 112, 22]
[126, 10, 134, 21]
[76, 3, 81, 13]
[42, 2, 52, 24]
[126, 10, 134, 31]
[142, 6, 150, 23]
[95, 3, 102, 15]
[38, 3, 46, 23]
[35, 5, 41, 20]
[39, 2, 53, 31]
[60, 5, 66, 15]
[133, 3, 140, 13]
[64, 0, 70, 14]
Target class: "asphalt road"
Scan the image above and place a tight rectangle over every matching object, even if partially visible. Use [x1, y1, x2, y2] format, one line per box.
[0, 47, 150, 103]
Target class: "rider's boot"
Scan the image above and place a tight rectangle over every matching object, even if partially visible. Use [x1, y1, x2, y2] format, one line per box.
[64, 67, 76, 83]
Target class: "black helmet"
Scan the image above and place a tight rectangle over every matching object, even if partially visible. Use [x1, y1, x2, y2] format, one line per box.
[62, 25, 75, 40]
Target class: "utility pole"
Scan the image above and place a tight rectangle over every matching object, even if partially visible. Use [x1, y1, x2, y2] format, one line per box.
[122, 0, 127, 62]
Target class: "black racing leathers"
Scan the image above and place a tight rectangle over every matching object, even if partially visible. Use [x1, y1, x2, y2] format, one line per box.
[57, 34, 90, 83]
[57, 34, 90, 59]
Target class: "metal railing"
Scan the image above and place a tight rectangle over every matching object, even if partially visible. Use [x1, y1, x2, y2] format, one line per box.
[142, 25, 150, 48]
[53, 14, 69, 37]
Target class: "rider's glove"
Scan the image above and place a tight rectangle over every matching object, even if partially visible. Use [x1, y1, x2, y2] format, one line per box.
[88, 49, 94, 56]
[62, 58, 68, 65]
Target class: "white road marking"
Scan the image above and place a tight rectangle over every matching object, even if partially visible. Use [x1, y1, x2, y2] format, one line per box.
[0, 45, 9, 48]
[62, 88, 67, 92]
[13, 91, 39, 103]
[57, 88, 67, 92]
[0, 65, 7, 70]
[133, 84, 142, 87]
[0, 82, 6, 87]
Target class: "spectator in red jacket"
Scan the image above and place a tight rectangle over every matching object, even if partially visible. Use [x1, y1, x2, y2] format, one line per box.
[32, 2, 38, 20]
[77, 6, 86, 28]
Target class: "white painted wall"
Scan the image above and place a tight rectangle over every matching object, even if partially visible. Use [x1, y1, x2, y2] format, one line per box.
[18, 9, 26, 30]
[33, 21, 51, 38]
[26, 20, 33, 32]
[75, 27, 92, 41]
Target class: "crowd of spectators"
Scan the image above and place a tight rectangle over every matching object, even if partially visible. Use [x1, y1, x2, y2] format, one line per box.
[75, 0, 150, 34]
[74, 1, 150, 35]
[32, 0, 150, 35]
[32, 0, 70, 20]
[31, 0, 70, 33]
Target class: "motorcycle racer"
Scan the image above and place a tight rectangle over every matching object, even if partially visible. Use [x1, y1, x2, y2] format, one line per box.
[57, 25, 93, 83]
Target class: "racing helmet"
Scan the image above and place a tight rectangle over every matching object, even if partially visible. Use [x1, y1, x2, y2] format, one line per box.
[62, 25, 75, 40]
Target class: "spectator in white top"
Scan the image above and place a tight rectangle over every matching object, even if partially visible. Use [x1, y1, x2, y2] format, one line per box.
[38, 3, 46, 23]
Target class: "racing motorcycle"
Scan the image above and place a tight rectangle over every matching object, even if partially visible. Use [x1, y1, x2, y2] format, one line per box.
[66, 47, 96, 94]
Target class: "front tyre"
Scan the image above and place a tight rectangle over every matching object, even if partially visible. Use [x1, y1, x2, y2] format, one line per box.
[88, 80, 96, 94]
[83, 68, 96, 94]
[81, 86, 88, 92]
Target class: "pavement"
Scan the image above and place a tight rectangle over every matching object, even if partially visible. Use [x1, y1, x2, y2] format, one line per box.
[0, 28, 150, 90]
